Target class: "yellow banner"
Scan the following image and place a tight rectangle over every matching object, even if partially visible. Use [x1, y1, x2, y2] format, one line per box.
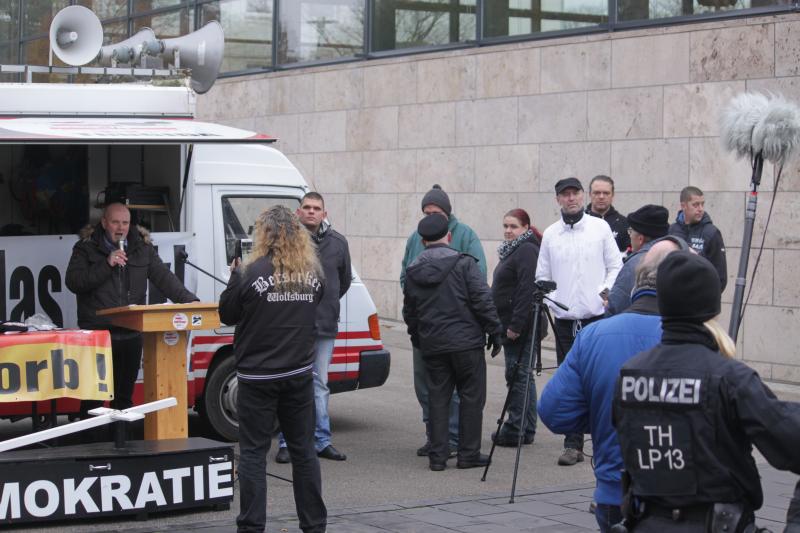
[0, 331, 113, 402]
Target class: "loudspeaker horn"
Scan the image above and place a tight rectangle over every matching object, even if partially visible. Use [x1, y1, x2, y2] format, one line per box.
[49, 5, 104, 66]
[97, 27, 157, 66]
[158, 21, 225, 94]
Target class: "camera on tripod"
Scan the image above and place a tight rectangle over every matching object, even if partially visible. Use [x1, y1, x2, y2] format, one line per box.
[534, 279, 556, 294]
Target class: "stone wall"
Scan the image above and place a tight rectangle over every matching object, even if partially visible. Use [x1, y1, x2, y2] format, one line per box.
[197, 14, 800, 384]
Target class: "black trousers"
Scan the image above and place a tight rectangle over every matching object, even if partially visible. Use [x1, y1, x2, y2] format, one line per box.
[80, 332, 142, 415]
[553, 316, 602, 452]
[423, 348, 486, 464]
[236, 373, 327, 533]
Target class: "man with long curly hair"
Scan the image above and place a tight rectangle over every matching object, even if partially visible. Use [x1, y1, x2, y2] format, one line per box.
[219, 205, 327, 533]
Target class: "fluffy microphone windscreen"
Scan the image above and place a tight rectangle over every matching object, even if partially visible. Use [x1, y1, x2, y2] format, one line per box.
[720, 92, 770, 159]
[752, 96, 800, 165]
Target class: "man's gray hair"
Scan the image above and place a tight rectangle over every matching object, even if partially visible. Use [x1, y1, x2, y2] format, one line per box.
[633, 239, 683, 291]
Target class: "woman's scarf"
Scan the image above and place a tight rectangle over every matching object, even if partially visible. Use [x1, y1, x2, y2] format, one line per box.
[497, 228, 534, 261]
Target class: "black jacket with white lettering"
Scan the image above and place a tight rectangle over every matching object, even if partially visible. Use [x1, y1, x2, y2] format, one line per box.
[613, 325, 800, 511]
[669, 211, 727, 291]
[219, 253, 324, 381]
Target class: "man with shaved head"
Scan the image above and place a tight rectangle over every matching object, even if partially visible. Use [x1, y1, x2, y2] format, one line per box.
[538, 236, 684, 532]
[66, 202, 198, 432]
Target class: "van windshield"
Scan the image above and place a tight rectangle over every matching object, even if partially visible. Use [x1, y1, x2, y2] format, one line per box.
[222, 195, 301, 264]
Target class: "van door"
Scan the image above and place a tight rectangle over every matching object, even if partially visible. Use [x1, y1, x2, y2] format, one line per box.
[210, 186, 303, 301]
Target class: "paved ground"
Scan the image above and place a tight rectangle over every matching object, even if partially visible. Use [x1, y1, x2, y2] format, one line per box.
[2, 319, 798, 532]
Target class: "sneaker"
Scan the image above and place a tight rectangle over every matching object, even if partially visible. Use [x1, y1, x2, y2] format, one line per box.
[557, 448, 584, 466]
[448, 445, 458, 458]
[275, 447, 290, 464]
[416, 442, 431, 457]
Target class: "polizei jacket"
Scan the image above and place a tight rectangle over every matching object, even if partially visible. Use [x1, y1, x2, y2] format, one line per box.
[312, 222, 351, 338]
[219, 254, 324, 381]
[402, 244, 502, 355]
[65, 223, 198, 332]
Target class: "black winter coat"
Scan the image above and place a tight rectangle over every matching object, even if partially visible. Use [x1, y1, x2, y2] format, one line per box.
[587, 204, 630, 253]
[669, 211, 727, 291]
[65, 223, 198, 332]
[219, 254, 324, 379]
[313, 224, 351, 338]
[613, 326, 800, 511]
[402, 244, 502, 355]
[492, 233, 544, 339]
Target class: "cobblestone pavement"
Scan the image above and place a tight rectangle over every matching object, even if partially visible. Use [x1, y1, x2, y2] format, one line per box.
[109, 462, 794, 533]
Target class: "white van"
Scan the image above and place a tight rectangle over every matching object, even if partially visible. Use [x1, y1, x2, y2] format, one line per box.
[0, 83, 390, 441]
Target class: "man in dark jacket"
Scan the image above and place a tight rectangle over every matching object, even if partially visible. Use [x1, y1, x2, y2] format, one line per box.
[586, 175, 630, 253]
[65, 203, 198, 417]
[276, 192, 351, 464]
[539, 238, 679, 532]
[606, 205, 670, 316]
[402, 214, 503, 471]
[669, 186, 727, 290]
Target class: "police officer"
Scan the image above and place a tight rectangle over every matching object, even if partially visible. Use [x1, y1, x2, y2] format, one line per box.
[613, 251, 800, 532]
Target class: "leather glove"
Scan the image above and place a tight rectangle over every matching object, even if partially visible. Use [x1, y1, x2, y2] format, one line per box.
[486, 333, 504, 358]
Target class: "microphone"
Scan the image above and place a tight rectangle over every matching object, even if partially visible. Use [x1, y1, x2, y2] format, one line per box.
[118, 239, 126, 268]
[720, 92, 800, 165]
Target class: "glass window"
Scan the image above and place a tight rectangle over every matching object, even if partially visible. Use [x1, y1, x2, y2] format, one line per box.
[23, 1, 70, 37]
[221, 195, 301, 264]
[0, 1, 19, 43]
[484, 0, 606, 38]
[133, 7, 194, 38]
[134, 0, 186, 13]
[77, 0, 129, 20]
[277, 0, 364, 65]
[617, 0, 789, 22]
[101, 20, 129, 46]
[21, 37, 51, 65]
[201, 0, 273, 71]
[0, 42, 18, 64]
[371, 0, 476, 52]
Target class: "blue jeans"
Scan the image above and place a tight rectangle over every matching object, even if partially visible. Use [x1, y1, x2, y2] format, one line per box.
[413, 346, 459, 447]
[279, 337, 336, 453]
[595, 503, 623, 533]
[498, 334, 537, 441]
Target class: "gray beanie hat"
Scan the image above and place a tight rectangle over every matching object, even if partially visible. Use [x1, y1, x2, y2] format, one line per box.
[421, 184, 452, 216]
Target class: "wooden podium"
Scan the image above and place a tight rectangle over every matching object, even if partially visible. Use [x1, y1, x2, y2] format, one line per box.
[97, 303, 220, 441]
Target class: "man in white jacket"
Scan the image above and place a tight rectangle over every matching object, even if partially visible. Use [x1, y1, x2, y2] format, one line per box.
[536, 177, 622, 466]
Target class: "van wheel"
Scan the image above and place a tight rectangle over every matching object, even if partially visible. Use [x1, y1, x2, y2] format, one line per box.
[203, 355, 239, 442]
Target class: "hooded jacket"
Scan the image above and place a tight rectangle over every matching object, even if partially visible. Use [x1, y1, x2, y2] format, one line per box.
[492, 232, 541, 336]
[65, 223, 198, 332]
[669, 211, 727, 290]
[538, 292, 662, 506]
[402, 244, 502, 355]
[219, 253, 324, 380]
[312, 222, 351, 338]
[400, 214, 486, 287]
[586, 204, 630, 253]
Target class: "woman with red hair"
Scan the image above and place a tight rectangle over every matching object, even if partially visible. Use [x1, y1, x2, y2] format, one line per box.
[490, 208, 544, 447]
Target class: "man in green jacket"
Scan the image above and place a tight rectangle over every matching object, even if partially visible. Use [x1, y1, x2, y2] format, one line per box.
[400, 184, 486, 458]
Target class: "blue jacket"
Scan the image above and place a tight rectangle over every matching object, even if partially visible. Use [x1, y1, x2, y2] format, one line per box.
[538, 294, 662, 505]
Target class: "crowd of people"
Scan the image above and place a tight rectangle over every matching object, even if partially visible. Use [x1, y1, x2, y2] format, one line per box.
[66, 179, 800, 533]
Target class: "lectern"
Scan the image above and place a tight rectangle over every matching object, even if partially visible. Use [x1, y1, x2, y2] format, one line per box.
[97, 303, 220, 440]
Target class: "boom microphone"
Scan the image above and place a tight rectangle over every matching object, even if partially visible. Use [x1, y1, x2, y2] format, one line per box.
[720, 92, 800, 165]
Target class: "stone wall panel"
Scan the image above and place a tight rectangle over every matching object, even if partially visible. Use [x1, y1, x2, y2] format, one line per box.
[477, 48, 541, 98]
[519, 93, 587, 144]
[612, 33, 690, 88]
[541, 42, 611, 93]
[398, 102, 456, 149]
[475, 145, 538, 193]
[588, 87, 663, 140]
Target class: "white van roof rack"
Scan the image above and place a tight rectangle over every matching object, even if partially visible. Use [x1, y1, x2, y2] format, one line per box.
[0, 63, 187, 84]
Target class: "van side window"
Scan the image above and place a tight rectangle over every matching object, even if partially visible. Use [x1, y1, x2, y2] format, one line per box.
[221, 196, 301, 264]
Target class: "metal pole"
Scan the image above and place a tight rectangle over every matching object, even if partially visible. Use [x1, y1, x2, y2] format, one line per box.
[728, 152, 763, 342]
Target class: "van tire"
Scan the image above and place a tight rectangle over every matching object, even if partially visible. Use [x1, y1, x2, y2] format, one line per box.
[202, 355, 239, 442]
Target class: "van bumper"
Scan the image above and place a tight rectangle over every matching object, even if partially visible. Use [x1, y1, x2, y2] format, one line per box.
[358, 348, 391, 389]
[329, 348, 391, 394]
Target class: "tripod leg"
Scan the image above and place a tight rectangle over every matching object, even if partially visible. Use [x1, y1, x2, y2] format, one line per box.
[481, 351, 522, 482]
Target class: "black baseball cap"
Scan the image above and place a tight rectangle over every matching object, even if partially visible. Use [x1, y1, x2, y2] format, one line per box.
[555, 177, 583, 194]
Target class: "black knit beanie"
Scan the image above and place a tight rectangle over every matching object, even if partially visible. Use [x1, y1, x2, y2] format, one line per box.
[657, 251, 721, 323]
[421, 184, 452, 216]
